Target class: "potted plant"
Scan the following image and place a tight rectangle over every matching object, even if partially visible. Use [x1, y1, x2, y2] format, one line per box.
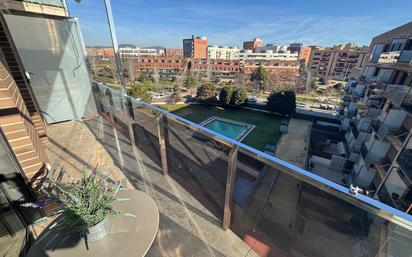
[23, 168, 121, 244]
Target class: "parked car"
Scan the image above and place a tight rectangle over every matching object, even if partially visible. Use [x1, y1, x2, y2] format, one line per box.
[248, 96, 257, 103]
[327, 104, 335, 110]
[319, 103, 328, 109]
[153, 94, 166, 99]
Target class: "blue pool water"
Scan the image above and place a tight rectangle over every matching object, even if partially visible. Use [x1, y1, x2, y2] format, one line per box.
[203, 119, 246, 140]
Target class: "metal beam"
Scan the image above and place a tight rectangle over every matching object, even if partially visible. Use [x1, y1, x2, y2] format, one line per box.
[157, 113, 168, 175]
[223, 146, 238, 230]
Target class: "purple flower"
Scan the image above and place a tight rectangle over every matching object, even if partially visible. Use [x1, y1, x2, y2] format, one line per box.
[20, 199, 47, 209]
[37, 200, 46, 208]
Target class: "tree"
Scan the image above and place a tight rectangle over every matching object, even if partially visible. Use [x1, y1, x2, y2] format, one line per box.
[299, 65, 308, 78]
[196, 83, 217, 102]
[266, 90, 296, 116]
[230, 87, 248, 106]
[170, 84, 181, 104]
[127, 84, 152, 103]
[185, 74, 197, 88]
[219, 85, 233, 105]
[138, 72, 152, 82]
[251, 66, 270, 96]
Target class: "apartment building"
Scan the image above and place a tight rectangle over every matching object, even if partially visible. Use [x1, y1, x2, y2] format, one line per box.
[190, 59, 240, 78]
[287, 43, 313, 65]
[309, 43, 369, 81]
[183, 35, 208, 59]
[242, 60, 300, 84]
[86, 47, 114, 58]
[343, 22, 412, 214]
[162, 48, 183, 57]
[255, 44, 289, 53]
[119, 46, 160, 58]
[239, 49, 298, 62]
[243, 38, 263, 51]
[133, 56, 184, 73]
[207, 46, 240, 60]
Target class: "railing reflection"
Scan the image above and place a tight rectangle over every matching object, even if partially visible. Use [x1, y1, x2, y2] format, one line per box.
[92, 82, 412, 257]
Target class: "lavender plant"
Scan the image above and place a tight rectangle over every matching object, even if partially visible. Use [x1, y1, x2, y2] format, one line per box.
[23, 168, 121, 237]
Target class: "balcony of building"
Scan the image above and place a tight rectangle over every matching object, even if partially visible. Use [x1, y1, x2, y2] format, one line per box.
[378, 51, 401, 64]
[8, 81, 409, 257]
[1, 3, 412, 256]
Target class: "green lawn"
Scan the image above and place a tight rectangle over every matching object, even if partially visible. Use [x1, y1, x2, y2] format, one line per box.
[172, 104, 282, 151]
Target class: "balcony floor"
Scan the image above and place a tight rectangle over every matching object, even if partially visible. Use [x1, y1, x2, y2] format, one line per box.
[44, 118, 259, 257]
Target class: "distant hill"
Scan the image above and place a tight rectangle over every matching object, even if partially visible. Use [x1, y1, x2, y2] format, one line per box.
[119, 43, 136, 48]
[145, 46, 165, 50]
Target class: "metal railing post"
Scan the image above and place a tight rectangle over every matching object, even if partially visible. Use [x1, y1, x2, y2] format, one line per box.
[104, 0, 139, 162]
[104, 94, 125, 170]
[157, 113, 169, 175]
[223, 146, 238, 230]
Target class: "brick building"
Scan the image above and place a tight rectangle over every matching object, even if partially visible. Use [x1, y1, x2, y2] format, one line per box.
[183, 35, 208, 59]
[191, 59, 240, 73]
[163, 48, 183, 57]
[86, 47, 114, 58]
[242, 60, 300, 85]
[308, 43, 369, 81]
[133, 56, 184, 73]
[243, 38, 263, 52]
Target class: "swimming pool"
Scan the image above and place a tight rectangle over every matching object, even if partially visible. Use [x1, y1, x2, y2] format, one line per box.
[199, 117, 255, 141]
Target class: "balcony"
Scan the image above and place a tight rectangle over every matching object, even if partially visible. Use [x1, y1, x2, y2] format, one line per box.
[45, 81, 412, 257]
[398, 50, 412, 64]
[13, 82, 412, 257]
[378, 51, 401, 64]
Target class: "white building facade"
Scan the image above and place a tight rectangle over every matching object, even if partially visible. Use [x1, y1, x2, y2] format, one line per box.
[120, 47, 161, 58]
[239, 49, 298, 62]
[207, 46, 240, 60]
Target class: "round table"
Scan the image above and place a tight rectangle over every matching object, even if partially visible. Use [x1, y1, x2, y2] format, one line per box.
[27, 189, 159, 257]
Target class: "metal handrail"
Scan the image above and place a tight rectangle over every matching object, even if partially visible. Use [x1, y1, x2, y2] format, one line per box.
[92, 82, 412, 230]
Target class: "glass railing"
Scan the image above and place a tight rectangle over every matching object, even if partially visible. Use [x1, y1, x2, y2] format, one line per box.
[398, 50, 412, 64]
[92, 82, 412, 257]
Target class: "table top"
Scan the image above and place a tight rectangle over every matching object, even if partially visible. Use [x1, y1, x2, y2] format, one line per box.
[27, 189, 159, 257]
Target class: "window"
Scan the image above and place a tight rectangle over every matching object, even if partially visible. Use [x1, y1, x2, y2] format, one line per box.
[398, 71, 408, 85]
[370, 44, 384, 62]
[389, 38, 407, 51]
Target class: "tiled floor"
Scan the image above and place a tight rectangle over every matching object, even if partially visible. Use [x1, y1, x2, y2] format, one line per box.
[44, 117, 259, 257]
[0, 231, 26, 257]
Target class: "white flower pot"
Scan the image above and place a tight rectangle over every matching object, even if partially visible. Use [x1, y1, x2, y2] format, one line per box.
[87, 217, 110, 241]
